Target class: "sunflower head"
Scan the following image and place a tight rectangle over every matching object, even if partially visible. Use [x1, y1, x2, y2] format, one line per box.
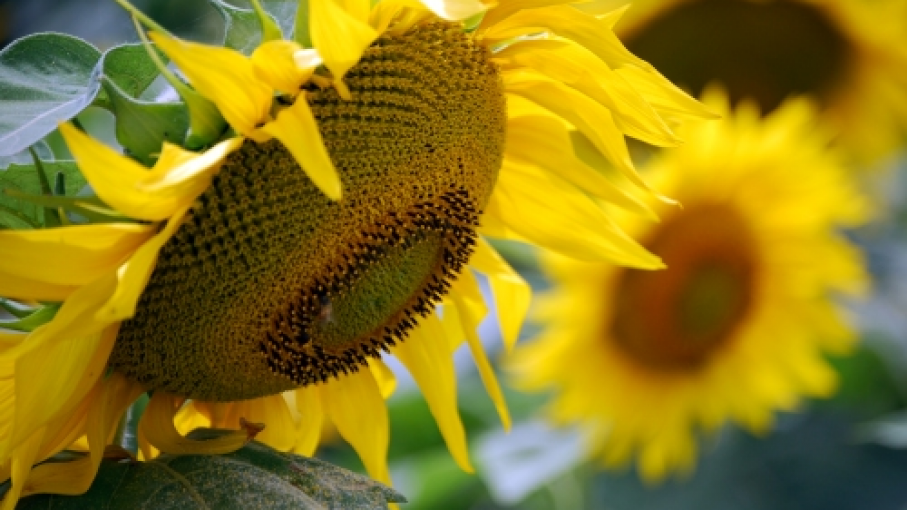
[510, 90, 869, 482]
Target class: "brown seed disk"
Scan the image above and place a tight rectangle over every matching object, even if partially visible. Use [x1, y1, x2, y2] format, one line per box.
[109, 22, 506, 401]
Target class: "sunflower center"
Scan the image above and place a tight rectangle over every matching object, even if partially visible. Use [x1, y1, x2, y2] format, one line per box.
[609, 205, 758, 371]
[623, 0, 852, 113]
[110, 22, 506, 401]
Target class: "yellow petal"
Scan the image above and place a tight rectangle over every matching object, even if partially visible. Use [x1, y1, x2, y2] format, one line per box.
[320, 368, 391, 485]
[449, 273, 511, 430]
[505, 114, 657, 219]
[261, 98, 341, 200]
[469, 238, 530, 351]
[0, 427, 44, 510]
[16, 373, 144, 498]
[504, 73, 644, 189]
[149, 31, 272, 135]
[478, 0, 572, 33]
[394, 315, 473, 472]
[96, 207, 190, 322]
[0, 222, 154, 287]
[60, 123, 241, 221]
[0, 278, 119, 463]
[293, 386, 324, 456]
[370, 359, 398, 399]
[418, 0, 488, 21]
[251, 40, 317, 94]
[140, 392, 257, 455]
[309, 0, 378, 84]
[490, 160, 662, 267]
[200, 396, 297, 452]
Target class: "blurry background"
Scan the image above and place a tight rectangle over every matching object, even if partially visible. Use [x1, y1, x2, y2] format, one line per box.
[7, 0, 907, 508]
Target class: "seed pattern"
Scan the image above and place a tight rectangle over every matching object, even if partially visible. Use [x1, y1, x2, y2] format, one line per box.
[110, 22, 506, 401]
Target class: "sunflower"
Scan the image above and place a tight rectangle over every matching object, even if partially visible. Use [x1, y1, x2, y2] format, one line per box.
[509, 90, 869, 483]
[588, 0, 907, 163]
[0, 0, 713, 504]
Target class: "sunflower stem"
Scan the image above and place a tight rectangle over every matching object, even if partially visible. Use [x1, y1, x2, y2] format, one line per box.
[28, 147, 63, 227]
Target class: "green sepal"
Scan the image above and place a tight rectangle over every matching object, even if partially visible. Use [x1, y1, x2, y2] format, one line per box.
[0, 298, 33, 319]
[0, 33, 102, 157]
[0, 161, 87, 229]
[0, 303, 60, 332]
[15, 429, 406, 509]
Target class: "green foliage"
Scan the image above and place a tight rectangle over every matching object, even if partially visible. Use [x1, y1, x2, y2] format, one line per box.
[95, 43, 169, 108]
[212, 0, 296, 54]
[0, 161, 87, 229]
[0, 33, 102, 157]
[17, 430, 406, 509]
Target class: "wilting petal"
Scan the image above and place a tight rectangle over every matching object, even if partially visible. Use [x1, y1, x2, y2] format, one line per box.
[320, 368, 390, 485]
[149, 31, 272, 135]
[394, 315, 472, 471]
[261, 98, 341, 200]
[469, 238, 530, 351]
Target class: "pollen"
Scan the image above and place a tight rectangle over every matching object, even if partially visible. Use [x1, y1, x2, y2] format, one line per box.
[109, 22, 506, 401]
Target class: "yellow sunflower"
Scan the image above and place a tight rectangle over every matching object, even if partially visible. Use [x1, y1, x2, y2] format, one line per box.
[0, 0, 713, 505]
[589, 0, 907, 163]
[509, 90, 869, 483]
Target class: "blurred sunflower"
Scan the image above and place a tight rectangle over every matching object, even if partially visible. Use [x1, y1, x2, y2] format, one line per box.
[0, 0, 713, 505]
[509, 90, 869, 483]
[589, 0, 907, 163]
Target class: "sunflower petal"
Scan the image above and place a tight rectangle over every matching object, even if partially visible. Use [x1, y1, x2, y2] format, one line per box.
[0, 222, 154, 289]
[309, 0, 378, 84]
[0, 427, 44, 510]
[369, 359, 397, 399]
[251, 40, 318, 94]
[140, 392, 254, 455]
[260, 98, 342, 200]
[489, 160, 662, 267]
[505, 115, 657, 219]
[321, 368, 391, 484]
[394, 315, 473, 471]
[96, 207, 190, 322]
[0, 278, 119, 464]
[418, 0, 488, 21]
[293, 386, 324, 456]
[469, 238, 530, 351]
[450, 272, 511, 430]
[60, 123, 241, 221]
[149, 31, 272, 135]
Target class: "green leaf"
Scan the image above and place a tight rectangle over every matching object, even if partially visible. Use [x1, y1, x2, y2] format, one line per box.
[0, 161, 88, 229]
[16, 430, 406, 509]
[212, 0, 268, 55]
[211, 0, 298, 54]
[0, 33, 102, 157]
[95, 43, 168, 108]
[0, 142, 52, 170]
[103, 79, 189, 166]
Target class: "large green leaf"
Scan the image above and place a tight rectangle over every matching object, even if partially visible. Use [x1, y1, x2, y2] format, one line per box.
[95, 43, 168, 108]
[0, 142, 53, 170]
[212, 0, 299, 54]
[0, 33, 102, 157]
[103, 79, 189, 166]
[16, 430, 406, 509]
[0, 161, 87, 229]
